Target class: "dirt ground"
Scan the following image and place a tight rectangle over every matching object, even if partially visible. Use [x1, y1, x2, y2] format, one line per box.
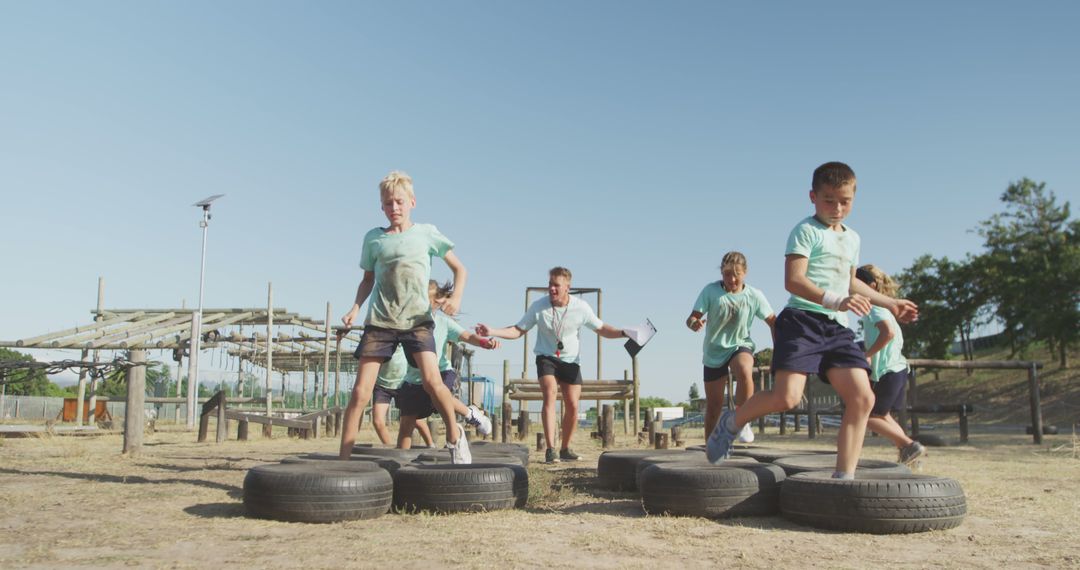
[2, 423, 1079, 569]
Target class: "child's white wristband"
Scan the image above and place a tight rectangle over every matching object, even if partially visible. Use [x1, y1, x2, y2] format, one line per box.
[821, 291, 845, 310]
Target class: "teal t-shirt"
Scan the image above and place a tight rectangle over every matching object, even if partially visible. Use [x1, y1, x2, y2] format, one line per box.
[360, 223, 454, 330]
[692, 283, 773, 368]
[375, 346, 408, 390]
[785, 216, 860, 326]
[516, 296, 602, 364]
[861, 306, 908, 381]
[403, 312, 465, 385]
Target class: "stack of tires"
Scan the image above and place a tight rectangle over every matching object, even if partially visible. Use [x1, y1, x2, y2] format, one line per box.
[623, 446, 967, 534]
[243, 442, 530, 523]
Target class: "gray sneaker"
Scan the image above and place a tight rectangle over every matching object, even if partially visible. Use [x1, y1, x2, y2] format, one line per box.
[446, 424, 472, 465]
[559, 448, 580, 461]
[544, 447, 560, 464]
[706, 409, 738, 464]
[898, 441, 927, 466]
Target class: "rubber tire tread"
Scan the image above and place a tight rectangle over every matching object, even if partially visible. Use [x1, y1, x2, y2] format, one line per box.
[393, 463, 528, 513]
[597, 449, 687, 492]
[780, 471, 967, 534]
[470, 441, 531, 465]
[634, 453, 755, 490]
[414, 452, 524, 466]
[640, 463, 786, 518]
[280, 453, 407, 474]
[243, 462, 393, 523]
[772, 454, 911, 476]
[732, 447, 833, 463]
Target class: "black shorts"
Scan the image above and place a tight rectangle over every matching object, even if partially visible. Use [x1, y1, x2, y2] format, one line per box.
[536, 355, 582, 385]
[703, 347, 754, 383]
[395, 370, 458, 420]
[372, 384, 398, 405]
[353, 323, 436, 364]
[771, 308, 871, 383]
[871, 369, 908, 416]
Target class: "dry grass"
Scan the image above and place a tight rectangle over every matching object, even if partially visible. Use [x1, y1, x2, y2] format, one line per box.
[1, 425, 1079, 569]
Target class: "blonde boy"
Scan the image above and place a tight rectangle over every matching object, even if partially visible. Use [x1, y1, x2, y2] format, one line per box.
[338, 171, 471, 462]
[706, 162, 918, 479]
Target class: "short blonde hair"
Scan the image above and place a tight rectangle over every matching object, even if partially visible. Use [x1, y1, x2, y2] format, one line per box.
[856, 264, 899, 297]
[379, 171, 415, 200]
[549, 266, 572, 281]
[720, 251, 748, 272]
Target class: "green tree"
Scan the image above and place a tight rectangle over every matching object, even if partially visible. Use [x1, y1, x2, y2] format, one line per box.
[977, 179, 1079, 367]
[688, 383, 700, 400]
[753, 348, 773, 367]
[638, 396, 672, 409]
[897, 255, 990, 360]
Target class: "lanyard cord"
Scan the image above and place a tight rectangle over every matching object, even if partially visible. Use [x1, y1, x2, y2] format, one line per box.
[552, 298, 570, 353]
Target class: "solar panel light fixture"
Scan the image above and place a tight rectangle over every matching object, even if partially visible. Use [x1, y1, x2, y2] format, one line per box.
[193, 194, 225, 225]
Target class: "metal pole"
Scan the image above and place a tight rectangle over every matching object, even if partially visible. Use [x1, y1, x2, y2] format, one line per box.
[189, 207, 210, 429]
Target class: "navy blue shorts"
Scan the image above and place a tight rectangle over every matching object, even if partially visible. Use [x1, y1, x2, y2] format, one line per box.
[703, 346, 754, 383]
[536, 355, 582, 385]
[771, 308, 871, 382]
[372, 384, 398, 405]
[871, 369, 908, 416]
[353, 323, 436, 364]
[395, 370, 458, 419]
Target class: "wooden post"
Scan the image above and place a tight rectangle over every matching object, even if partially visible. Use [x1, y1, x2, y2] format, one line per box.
[302, 361, 309, 411]
[265, 283, 273, 429]
[502, 360, 510, 425]
[807, 376, 817, 439]
[122, 350, 146, 455]
[623, 369, 630, 435]
[645, 407, 655, 445]
[655, 432, 669, 449]
[322, 302, 332, 410]
[238, 419, 249, 441]
[334, 410, 342, 437]
[756, 369, 766, 434]
[536, 432, 544, 451]
[779, 410, 787, 435]
[652, 411, 662, 446]
[632, 357, 640, 438]
[1028, 363, 1043, 445]
[501, 402, 512, 443]
[517, 410, 529, 441]
[86, 277, 104, 426]
[959, 404, 969, 444]
[602, 404, 615, 449]
[216, 392, 227, 443]
[75, 348, 88, 425]
[334, 336, 342, 408]
[671, 425, 682, 447]
[185, 311, 200, 430]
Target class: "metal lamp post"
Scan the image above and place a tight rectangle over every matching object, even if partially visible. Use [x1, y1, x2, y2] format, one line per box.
[187, 194, 224, 428]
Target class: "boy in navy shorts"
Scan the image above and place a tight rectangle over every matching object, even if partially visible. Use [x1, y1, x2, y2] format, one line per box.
[706, 162, 918, 479]
[337, 171, 472, 462]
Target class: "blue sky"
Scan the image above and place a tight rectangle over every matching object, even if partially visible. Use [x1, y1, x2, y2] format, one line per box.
[1, 1, 1077, 404]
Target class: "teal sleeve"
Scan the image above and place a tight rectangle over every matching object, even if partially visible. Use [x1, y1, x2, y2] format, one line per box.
[427, 225, 454, 258]
[754, 288, 773, 320]
[359, 228, 378, 271]
[692, 285, 711, 314]
[582, 302, 602, 331]
[785, 222, 817, 258]
[515, 303, 538, 331]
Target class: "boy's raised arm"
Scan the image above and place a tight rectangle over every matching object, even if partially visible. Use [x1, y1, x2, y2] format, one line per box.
[849, 273, 919, 323]
[441, 251, 467, 316]
[474, 324, 525, 340]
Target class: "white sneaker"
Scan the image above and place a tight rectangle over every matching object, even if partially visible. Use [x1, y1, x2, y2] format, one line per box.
[737, 422, 755, 444]
[465, 405, 492, 437]
[446, 423, 472, 464]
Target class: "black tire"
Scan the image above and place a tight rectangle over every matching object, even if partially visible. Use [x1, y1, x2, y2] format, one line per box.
[598, 449, 688, 492]
[914, 433, 948, 447]
[780, 471, 967, 534]
[393, 463, 528, 513]
[243, 462, 393, 523]
[772, 454, 910, 476]
[1026, 425, 1059, 435]
[640, 462, 786, 518]
[280, 453, 407, 474]
[469, 441, 531, 465]
[635, 453, 757, 491]
[413, 452, 525, 466]
[732, 447, 833, 463]
[351, 446, 431, 462]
